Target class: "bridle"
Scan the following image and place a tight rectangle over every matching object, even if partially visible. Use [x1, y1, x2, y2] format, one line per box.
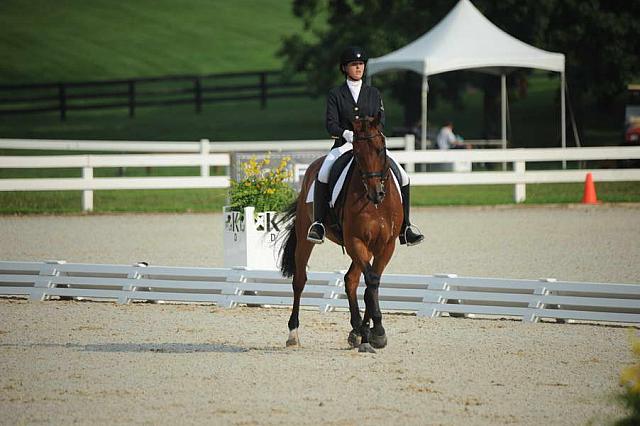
[353, 129, 390, 204]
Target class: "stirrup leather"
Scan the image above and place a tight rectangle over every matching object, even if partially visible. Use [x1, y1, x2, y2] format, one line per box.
[399, 224, 424, 246]
[307, 221, 326, 244]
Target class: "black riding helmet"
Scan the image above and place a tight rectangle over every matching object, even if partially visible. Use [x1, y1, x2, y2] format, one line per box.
[340, 46, 368, 73]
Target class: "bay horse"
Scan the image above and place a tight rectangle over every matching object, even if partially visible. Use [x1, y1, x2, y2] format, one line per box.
[278, 115, 402, 353]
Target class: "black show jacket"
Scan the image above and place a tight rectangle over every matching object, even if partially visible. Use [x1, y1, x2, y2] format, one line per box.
[325, 82, 385, 149]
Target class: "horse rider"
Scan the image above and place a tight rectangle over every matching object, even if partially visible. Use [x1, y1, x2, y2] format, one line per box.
[307, 46, 425, 247]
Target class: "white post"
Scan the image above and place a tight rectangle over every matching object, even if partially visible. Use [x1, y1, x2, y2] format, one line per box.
[501, 73, 507, 171]
[501, 73, 507, 149]
[561, 72, 567, 169]
[200, 138, 210, 177]
[82, 166, 93, 212]
[421, 75, 429, 150]
[31, 260, 65, 301]
[404, 133, 415, 173]
[513, 160, 526, 203]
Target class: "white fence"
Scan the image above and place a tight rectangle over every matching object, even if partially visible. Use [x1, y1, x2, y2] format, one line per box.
[2, 138, 640, 211]
[1, 260, 639, 324]
[394, 146, 640, 202]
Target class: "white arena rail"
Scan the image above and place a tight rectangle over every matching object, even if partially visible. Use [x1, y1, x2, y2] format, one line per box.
[2, 140, 640, 210]
[393, 146, 640, 202]
[0, 149, 231, 211]
[1, 261, 638, 325]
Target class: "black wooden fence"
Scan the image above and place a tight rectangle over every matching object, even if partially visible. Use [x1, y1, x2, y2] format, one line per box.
[0, 71, 312, 120]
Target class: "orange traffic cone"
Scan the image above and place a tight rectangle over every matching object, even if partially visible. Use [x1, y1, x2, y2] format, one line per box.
[581, 172, 599, 204]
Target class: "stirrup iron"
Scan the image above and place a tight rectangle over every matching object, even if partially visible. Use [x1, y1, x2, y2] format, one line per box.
[307, 221, 325, 244]
[400, 224, 424, 246]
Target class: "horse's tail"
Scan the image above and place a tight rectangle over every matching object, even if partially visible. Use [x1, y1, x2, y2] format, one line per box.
[278, 199, 298, 278]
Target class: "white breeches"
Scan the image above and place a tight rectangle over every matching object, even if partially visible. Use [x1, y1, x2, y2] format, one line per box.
[317, 143, 409, 186]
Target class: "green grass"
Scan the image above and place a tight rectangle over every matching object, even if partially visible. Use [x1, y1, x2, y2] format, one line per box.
[0, 72, 617, 147]
[0, 0, 307, 83]
[0, 189, 227, 214]
[413, 182, 640, 206]
[0, 97, 334, 142]
[1, 182, 638, 215]
[0, 1, 621, 147]
[0, 2, 632, 213]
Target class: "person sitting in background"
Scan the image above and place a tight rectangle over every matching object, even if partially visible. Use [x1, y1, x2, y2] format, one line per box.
[437, 121, 470, 150]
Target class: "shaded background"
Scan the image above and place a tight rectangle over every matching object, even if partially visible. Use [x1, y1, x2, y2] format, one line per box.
[1, 0, 639, 147]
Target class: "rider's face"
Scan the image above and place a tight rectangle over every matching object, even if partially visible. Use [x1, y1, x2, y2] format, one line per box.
[345, 61, 365, 81]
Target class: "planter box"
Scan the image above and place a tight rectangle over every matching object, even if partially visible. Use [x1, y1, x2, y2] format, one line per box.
[223, 206, 286, 270]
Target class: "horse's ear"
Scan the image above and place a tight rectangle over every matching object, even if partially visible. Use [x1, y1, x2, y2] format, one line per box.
[373, 112, 383, 129]
[370, 114, 379, 128]
[353, 117, 363, 132]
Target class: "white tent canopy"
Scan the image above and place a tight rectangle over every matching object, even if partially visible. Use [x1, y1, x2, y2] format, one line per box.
[367, 0, 566, 150]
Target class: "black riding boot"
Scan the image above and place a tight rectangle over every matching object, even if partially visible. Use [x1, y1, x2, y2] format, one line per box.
[399, 184, 425, 246]
[307, 180, 329, 244]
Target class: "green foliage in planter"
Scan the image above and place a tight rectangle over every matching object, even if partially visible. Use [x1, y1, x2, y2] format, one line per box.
[616, 334, 640, 425]
[228, 155, 296, 212]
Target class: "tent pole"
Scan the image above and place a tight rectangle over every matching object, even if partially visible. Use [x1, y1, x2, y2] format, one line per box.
[501, 74, 507, 149]
[421, 75, 428, 150]
[561, 71, 567, 169]
[501, 73, 507, 171]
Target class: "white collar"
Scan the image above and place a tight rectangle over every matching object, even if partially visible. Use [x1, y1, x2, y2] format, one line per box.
[346, 79, 363, 102]
[346, 79, 362, 89]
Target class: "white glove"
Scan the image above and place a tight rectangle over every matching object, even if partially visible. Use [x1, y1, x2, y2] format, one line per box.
[342, 130, 354, 144]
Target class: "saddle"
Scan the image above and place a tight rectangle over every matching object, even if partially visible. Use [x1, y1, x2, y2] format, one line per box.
[324, 151, 404, 244]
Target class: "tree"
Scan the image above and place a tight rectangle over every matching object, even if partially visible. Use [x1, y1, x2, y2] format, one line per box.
[279, 0, 454, 126]
[543, 0, 640, 107]
[280, 0, 640, 132]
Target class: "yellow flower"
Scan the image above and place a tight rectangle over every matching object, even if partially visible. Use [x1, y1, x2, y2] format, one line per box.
[621, 365, 640, 393]
[619, 332, 640, 395]
[632, 338, 640, 356]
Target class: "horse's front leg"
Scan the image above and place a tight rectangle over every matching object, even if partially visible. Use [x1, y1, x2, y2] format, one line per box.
[344, 262, 365, 348]
[344, 239, 375, 352]
[363, 263, 386, 349]
[364, 243, 396, 349]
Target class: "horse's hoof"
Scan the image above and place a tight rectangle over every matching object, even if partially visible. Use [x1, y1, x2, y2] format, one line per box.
[361, 326, 371, 343]
[286, 328, 300, 347]
[348, 330, 362, 348]
[369, 332, 387, 349]
[358, 343, 376, 353]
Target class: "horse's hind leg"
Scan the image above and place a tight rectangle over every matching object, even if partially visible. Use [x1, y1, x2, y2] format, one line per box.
[286, 227, 314, 347]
